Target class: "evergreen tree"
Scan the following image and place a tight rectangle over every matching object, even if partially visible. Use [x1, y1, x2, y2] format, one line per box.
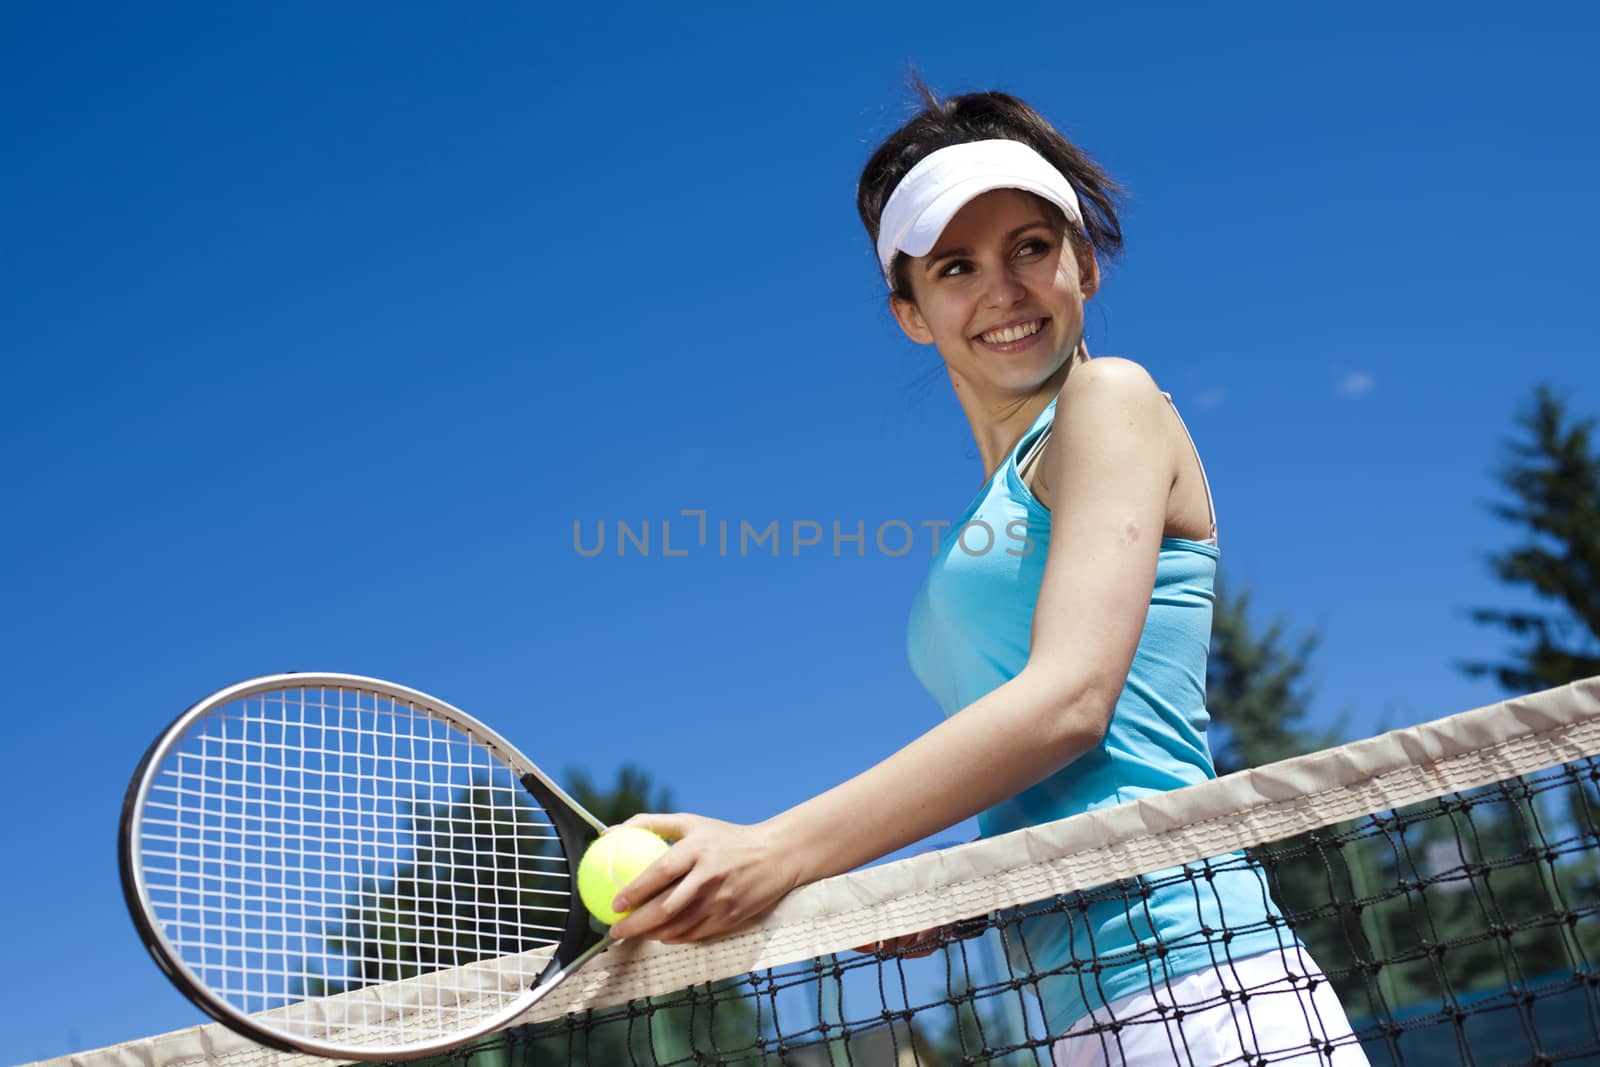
[513, 763, 673, 1062]
[563, 763, 673, 826]
[317, 764, 762, 1066]
[1206, 577, 1332, 774]
[512, 765, 762, 1065]
[1202, 580, 1391, 1014]
[1463, 384, 1600, 692]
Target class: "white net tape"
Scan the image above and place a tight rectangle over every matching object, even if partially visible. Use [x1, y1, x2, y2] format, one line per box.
[37, 677, 1599, 1067]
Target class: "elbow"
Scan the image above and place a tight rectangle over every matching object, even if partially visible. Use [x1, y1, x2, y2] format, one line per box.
[1066, 694, 1114, 751]
[1018, 667, 1116, 754]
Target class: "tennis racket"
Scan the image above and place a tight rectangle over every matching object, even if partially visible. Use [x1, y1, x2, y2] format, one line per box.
[119, 672, 614, 1060]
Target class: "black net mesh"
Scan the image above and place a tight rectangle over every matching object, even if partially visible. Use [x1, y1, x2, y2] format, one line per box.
[408, 756, 1600, 1066]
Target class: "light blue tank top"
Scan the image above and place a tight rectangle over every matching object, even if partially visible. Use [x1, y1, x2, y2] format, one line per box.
[905, 394, 1292, 1034]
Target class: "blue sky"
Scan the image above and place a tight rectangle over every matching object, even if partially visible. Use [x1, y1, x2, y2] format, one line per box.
[3, 2, 1596, 1061]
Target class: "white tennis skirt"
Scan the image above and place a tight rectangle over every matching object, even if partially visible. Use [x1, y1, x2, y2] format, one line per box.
[1051, 943, 1372, 1066]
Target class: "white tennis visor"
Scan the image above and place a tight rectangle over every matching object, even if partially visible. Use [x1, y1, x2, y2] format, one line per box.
[874, 138, 1085, 285]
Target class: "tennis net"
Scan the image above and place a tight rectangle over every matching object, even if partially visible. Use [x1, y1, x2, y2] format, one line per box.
[35, 677, 1600, 1066]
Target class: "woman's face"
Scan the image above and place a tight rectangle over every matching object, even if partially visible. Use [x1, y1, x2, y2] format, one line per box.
[890, 188, 1098, 400]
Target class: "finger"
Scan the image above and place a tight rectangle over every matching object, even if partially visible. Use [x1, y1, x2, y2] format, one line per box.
[614, 895, 706, 944]
[651, 912, 712, 944]
[950, 916, 988, 940]
[608, 897, 674, 941]
[608, 887, 685, 940]
[853, 937, 903, 956]
[610, 868, 703, 940]
[662, 913, 730, 944]
[657, 898, 759, 945]
[856, 933, 913, 955]
[872, 929, 946, 958]
[606, 843, 694, 917]
[614, 811, 696, 843]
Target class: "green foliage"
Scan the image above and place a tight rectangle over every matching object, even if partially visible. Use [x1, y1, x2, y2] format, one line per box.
[1275, 772, 1600, 1025]
[1464, 384, 1600, 692]
[515, 985, 767, 1066]
[1204, 562, 1600, 1024]
[564, 763, 674, 826]
[926, 976, 1036, 1066]
[319, 763, 762, 1066]
[1207, 577, 1333, 774]
[308, 782, 565, 994]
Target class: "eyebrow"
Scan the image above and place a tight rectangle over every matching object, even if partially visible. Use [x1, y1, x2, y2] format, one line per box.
[924, 219, 1054, 273]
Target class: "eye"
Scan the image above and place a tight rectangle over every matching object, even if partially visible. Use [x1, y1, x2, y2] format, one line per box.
[1014, 237, 1052, 258]
[937, 258, 974, 278]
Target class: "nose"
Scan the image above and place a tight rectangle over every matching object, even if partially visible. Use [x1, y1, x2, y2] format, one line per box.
[981, 263, 1027, 308]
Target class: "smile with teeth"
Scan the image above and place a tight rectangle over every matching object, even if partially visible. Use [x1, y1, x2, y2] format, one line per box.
[978, 319, 1045, 345]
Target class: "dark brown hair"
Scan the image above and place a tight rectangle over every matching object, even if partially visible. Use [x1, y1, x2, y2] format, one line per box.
[858, 76, 1126, 301]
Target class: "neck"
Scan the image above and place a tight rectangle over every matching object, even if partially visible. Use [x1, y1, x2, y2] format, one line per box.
[955, 342, 1091, 481]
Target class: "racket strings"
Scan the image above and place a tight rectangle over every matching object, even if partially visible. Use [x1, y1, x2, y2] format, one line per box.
[135, 685, 570, 1044]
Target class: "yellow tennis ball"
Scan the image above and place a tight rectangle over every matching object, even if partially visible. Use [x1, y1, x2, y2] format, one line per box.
[577, 827, 670, 925]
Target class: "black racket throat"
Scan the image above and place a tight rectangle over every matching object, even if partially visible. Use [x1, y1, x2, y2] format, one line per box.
[520, 771, 608, 975]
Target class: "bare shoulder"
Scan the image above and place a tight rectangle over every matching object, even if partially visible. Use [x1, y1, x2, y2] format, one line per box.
[1030, 358, 1172, 510]
[1055, 356, 1167, 422]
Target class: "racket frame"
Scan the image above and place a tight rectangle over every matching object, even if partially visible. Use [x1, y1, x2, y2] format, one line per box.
[119, 672, 610, 1060]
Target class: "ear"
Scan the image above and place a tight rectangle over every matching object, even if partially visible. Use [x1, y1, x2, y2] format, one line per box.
[1078, 249, 1102, 303]
[889, 292, 935, 345]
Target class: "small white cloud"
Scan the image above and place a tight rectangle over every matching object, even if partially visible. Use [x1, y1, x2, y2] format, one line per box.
[1193, 388, 1227, 410]
[1336, 370, 1374, 398]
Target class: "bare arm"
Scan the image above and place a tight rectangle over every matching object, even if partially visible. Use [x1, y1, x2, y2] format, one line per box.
[609, 360, 1178, 942]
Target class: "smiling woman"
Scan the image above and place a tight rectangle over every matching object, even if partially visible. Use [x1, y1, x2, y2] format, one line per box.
[605, 80, 1369, 1065]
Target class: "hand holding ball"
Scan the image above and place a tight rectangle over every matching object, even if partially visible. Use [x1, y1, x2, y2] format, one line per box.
[578, 827, 670, 925]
